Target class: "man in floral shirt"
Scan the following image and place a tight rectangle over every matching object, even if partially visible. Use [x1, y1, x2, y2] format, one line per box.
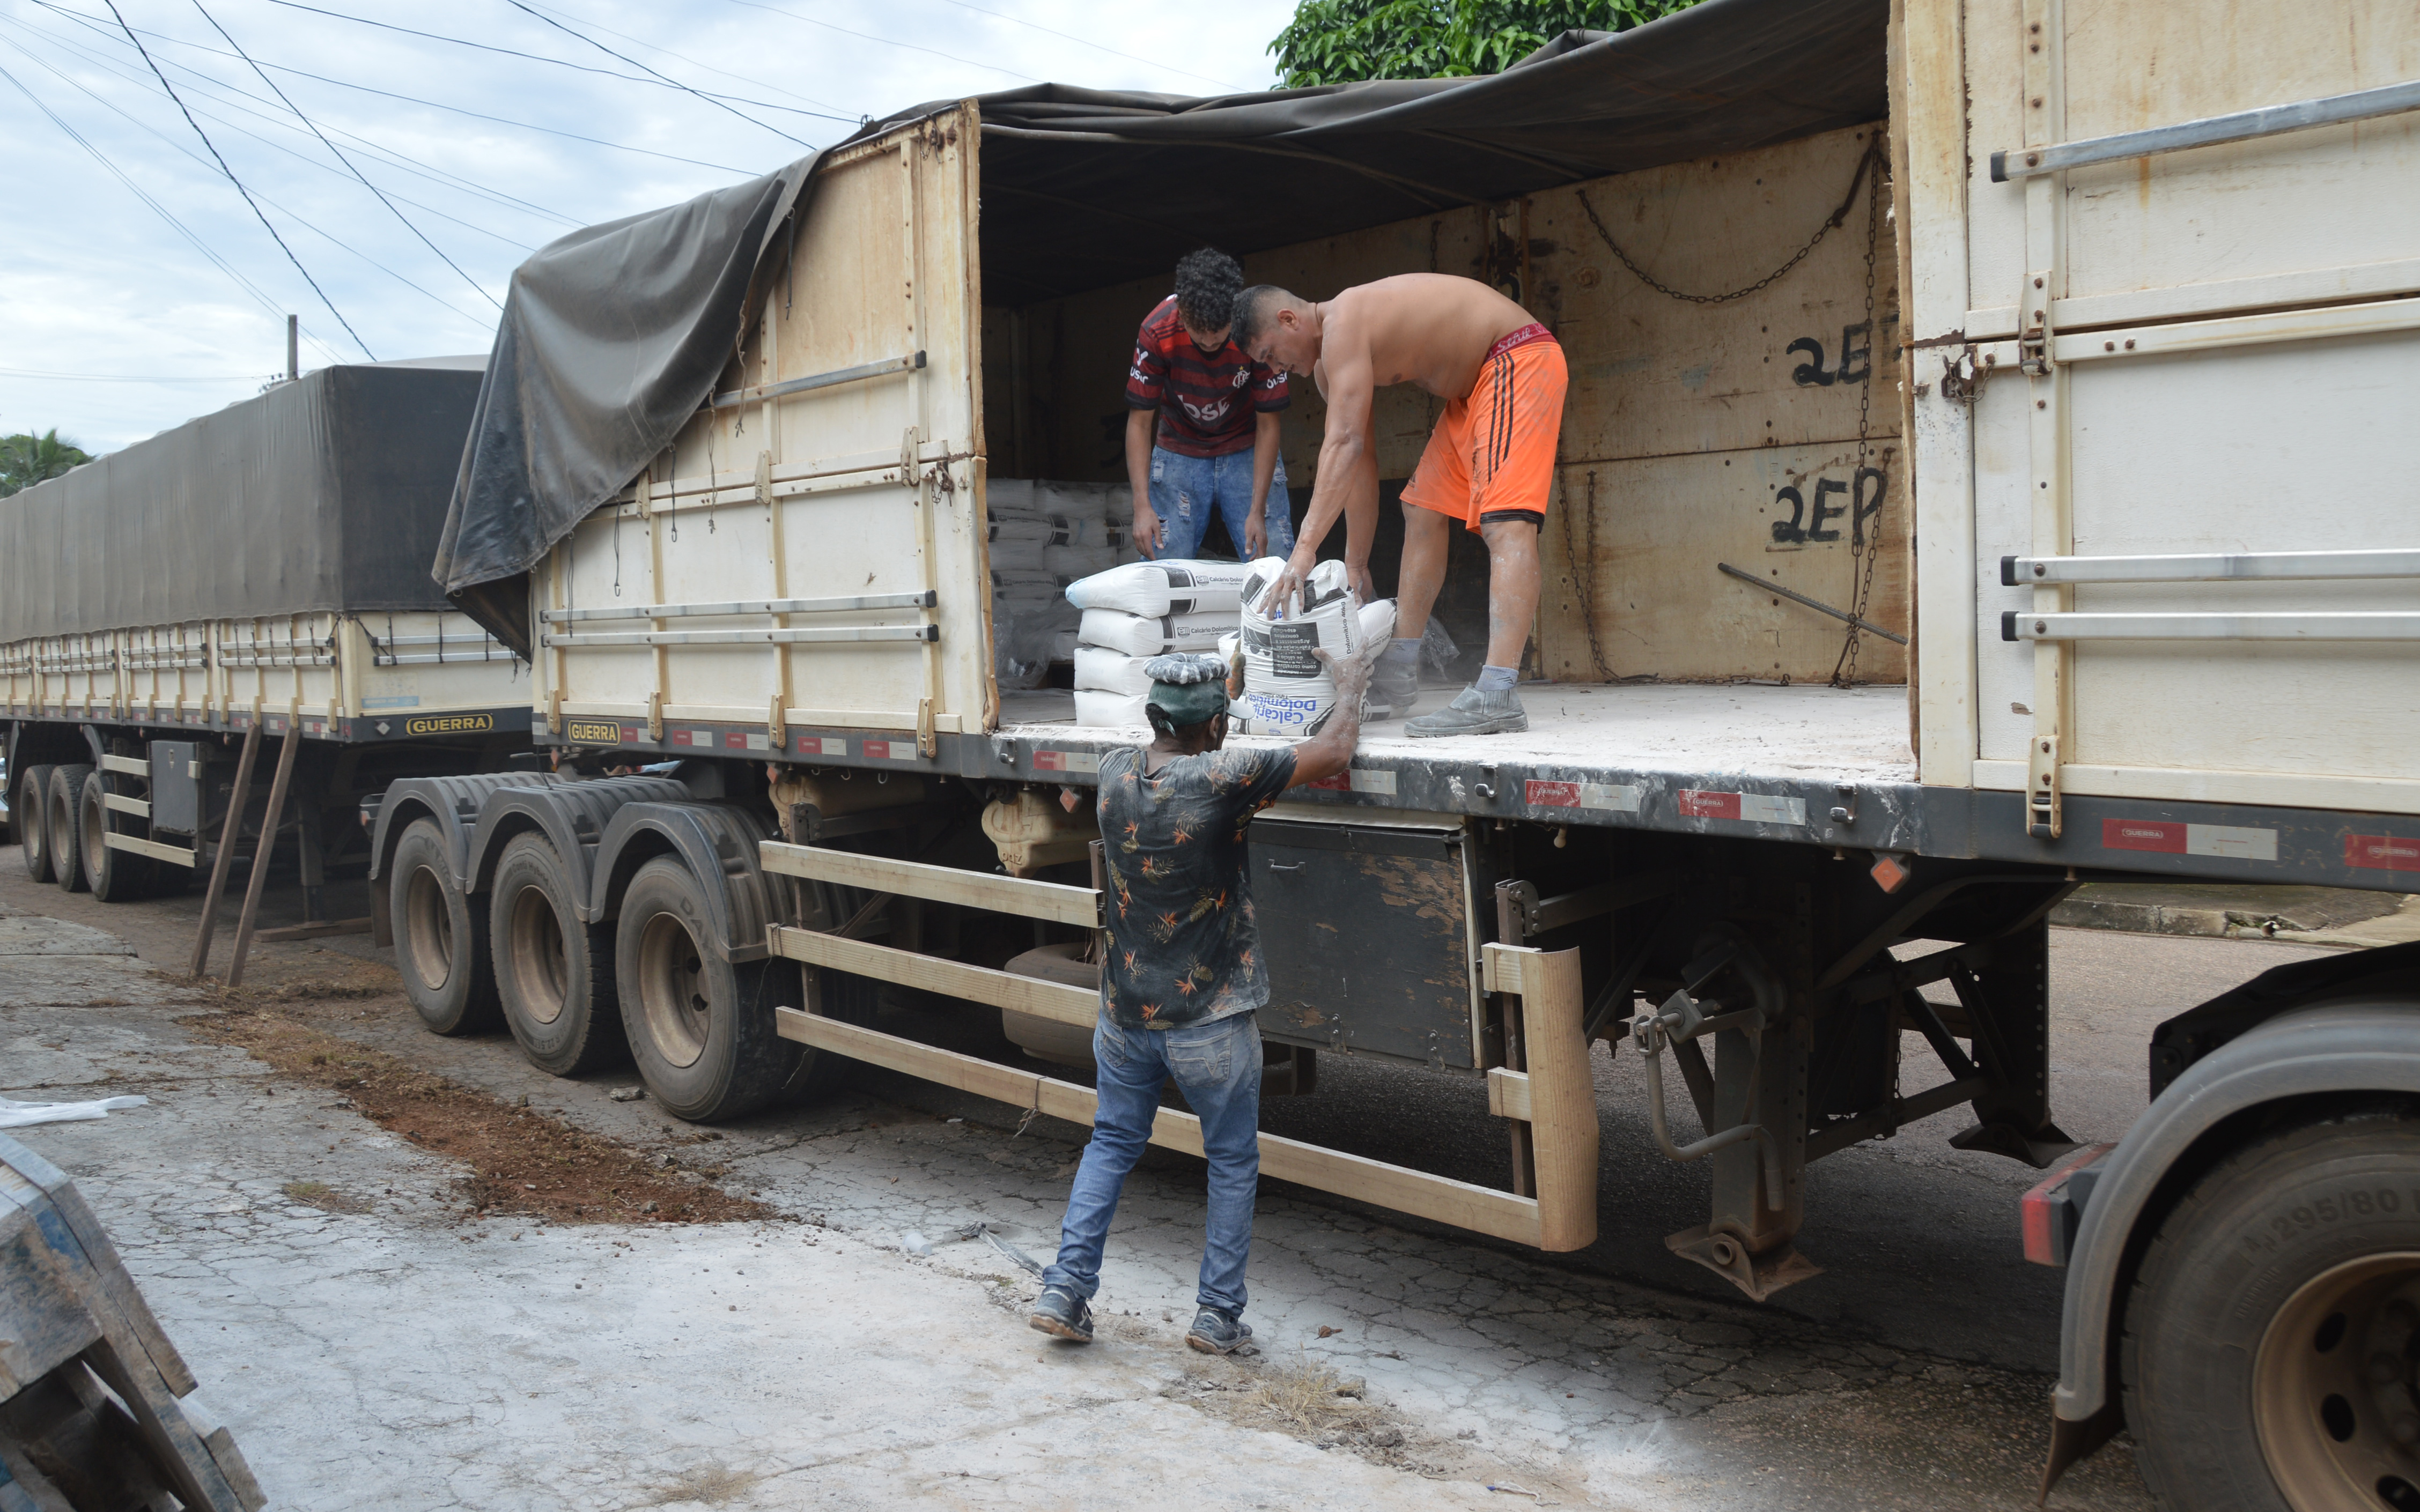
[1032, 644, 1373, 1353]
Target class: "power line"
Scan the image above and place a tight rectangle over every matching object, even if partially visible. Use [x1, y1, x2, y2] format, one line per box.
[28, 0, 755, 174]
[257, 0, 854, 123]
[513, 0, 852, 118]
[189, 0, 500, 310]
[932, 0, 1253, 92]
[12, 2, 578, 229]
[0, 60, 344, 364]
[714, 0, 1042, 86]
[96, 0, 373, 357]
[1, 30, 492, 331]
[500, 0, 810, 146]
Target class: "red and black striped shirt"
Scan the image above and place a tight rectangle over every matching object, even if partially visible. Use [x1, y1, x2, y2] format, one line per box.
[1124, 295, 1289, 459]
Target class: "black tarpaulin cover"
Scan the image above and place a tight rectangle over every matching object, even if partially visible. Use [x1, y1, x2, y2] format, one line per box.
[0, 363, 481, 644]
[433, 0, 1884, 607]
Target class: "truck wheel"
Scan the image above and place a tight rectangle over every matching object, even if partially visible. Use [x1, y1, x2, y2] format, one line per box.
[490, 832, 625, 1076]
[48, 764, 93, 893]
[79, 769, 156, 902]
[616, 856, 798, 1123]
[18, 762, 56, 882]
[2122, 1106, 2420, 1512]
[388, 818, 499, 1035]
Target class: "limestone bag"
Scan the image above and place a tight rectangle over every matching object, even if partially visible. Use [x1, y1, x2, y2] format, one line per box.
[1228, 557, 1397, 738]
[1078, 607, 1237, 657]
[1063, 558, 1256, 618]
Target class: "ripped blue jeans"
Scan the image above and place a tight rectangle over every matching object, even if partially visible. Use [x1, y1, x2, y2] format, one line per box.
[1146, 446, 1294, 562]
[1042, 1008, 1263, 1318]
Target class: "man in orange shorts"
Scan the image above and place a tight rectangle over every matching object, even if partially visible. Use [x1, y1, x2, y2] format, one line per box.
[1234, 274, 1567, 736]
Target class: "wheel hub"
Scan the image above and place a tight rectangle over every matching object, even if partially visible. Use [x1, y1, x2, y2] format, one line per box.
[636, 912, 710, 1069]
[2256, 1251, 2420, 1511]
[403, 866, 454, 992]
[507, 886, 569, 1025]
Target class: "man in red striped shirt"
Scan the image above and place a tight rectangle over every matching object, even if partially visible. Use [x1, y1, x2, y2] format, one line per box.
[1125, 249, 1294, 565]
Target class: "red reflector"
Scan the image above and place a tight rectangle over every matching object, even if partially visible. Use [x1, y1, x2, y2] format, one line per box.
[2020, 1142, 2118, 1267]
[1869, 854, 1910, 893]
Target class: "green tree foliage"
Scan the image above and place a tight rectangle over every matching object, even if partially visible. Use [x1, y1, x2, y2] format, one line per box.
[0, 429, 94, 498]
[1271, 0, 1700, 87]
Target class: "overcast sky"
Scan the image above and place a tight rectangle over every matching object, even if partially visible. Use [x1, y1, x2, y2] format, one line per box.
[1, 0, 1297, 450]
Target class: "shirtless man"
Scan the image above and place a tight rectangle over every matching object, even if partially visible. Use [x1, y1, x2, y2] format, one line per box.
[1232, 273, 1567, 737]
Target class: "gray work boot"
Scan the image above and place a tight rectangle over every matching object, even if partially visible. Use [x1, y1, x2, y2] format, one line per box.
[1404, 685, 1528, 738]
[1366, 657, 1421, 721]
[1185, 1308, 1254, 1355]
[1029, 1285, 1094, 1343]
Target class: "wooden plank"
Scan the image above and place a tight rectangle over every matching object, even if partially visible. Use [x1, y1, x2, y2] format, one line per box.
[761, 840, 1100, 927]
[1486, 1067, 1532, 1122]
[252, 917, 372, 943]
[776, 1009, 1544, 1248]
[1514, 945, 1600, 1252]
[105, 833, 194, 866]
[103, 793, 149, 818]
[99, 754, 146, 776]
[769, 924, 1096, 1028]
[188, 723, 260, 977]
[224, 730, 298, 989]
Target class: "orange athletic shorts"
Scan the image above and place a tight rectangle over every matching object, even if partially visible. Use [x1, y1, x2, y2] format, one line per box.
[1400, 324, 1568, 532]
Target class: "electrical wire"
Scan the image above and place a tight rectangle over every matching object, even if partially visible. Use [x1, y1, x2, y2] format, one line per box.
[713, 0, 1042, 86]
[96, 0, 373, 357]
[512, 0, 851, 118]
[26, 0, 754, 173]
[11, 3, 578, 228]
[0, 31, 492, 331]
[0, 60, 343, 364]
[259, 0, 854, 123]
[188, 0, 500, 309]
[500, 0, 809, 146]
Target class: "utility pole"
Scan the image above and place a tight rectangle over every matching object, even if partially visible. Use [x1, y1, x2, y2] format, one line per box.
[286, 314, 298, 382]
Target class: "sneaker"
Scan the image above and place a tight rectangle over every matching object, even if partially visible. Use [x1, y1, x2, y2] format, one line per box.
[1367, 657, 1421, 722]
[1404, 685, 1528, 738]
[1184, 1307, 1253, 1355]
[1029, 1285, 1094, 1343]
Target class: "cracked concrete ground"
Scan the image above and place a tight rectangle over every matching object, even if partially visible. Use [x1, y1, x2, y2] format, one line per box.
[0, 870, 2170, 1510]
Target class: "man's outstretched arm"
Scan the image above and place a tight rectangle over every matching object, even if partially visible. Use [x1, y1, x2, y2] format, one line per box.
[1273, 324, 1376, 612]
[1286, 646, 1377, 788]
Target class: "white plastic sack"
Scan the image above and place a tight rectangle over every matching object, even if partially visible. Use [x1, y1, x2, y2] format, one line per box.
[1073, 644, 1154, 696]
[1230, 557, 1397, 737]
[1064, 559, 1256, 618]
[1078, 607, 1237, 657]
[0, 1094, 149, 1129]
[1074, 688, 1150, 727]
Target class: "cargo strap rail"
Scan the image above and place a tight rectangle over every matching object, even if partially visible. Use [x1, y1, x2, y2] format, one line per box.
[760, 839, 1599, 1252]
[708, 351, 926, 411]
[1991, 77, 2420, 182]
[2004, 611, 2420, 642]
[2004, 549, 2420, 585]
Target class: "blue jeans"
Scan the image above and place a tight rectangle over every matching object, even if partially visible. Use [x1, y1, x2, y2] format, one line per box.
[1042, 1009, 1263, 1317]
[1147, 445, 1294, 561]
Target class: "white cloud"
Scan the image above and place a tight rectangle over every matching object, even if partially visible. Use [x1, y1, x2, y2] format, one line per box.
[1, 0, 1296, 449]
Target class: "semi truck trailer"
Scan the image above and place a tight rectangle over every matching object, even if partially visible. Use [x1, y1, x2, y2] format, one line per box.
[386, 0, 2416, 1501]
[1, 359, 529, 916]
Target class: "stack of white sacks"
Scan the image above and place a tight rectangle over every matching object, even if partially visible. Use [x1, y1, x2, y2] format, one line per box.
[988, 480, 1136, 688]
[1223, 558, 1396, 738]
[1064, 559, 1257, 725]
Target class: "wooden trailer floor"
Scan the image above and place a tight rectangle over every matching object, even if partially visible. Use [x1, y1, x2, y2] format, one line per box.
[999, 680, 1917, 785]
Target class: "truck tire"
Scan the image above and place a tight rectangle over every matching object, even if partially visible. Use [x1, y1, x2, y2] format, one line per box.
[48, 764, 93, 893]
[489, 832, 625, 1076]
[388, 818, 500, 1035]
[79, 768, 157, 902]
[2121, 1105, 2420, 1512]
[616, 856, 798, 1122]
[18, 762, 56, 883]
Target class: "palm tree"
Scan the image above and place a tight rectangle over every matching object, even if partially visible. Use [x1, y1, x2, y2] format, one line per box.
[0, 429, 94, 498]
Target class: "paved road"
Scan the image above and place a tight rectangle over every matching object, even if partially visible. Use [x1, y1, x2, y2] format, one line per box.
[0, 863, 2338, 1507]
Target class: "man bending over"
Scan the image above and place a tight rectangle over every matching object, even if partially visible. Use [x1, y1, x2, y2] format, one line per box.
[1233, 275, 1567, 737]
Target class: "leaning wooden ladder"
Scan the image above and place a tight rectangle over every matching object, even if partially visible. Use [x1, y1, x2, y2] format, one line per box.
[763, 841, 1599, 1252]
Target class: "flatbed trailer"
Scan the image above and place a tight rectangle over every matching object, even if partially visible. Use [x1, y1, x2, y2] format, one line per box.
[395, 0, 2420, 1501]
[2, 360, 531, 919]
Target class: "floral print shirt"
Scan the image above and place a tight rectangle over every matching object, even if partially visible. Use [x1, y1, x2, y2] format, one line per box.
[1095, 742, 1297, 1030]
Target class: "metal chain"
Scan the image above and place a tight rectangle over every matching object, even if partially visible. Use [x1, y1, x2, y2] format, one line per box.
[1574, 143, 1884, 306]
[1831, 145, 1888, 688]
[1559, 469, 1612, 678]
